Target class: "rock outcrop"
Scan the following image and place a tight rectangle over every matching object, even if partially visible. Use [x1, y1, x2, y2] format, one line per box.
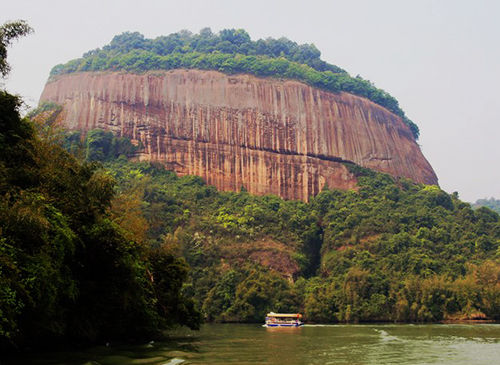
[39, 69, 437, 201]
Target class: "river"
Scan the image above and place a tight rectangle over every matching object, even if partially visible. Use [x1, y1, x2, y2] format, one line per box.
[5, 323, 500, 364]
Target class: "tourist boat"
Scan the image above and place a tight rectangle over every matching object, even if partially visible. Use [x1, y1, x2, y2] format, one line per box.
[264, 312, 303, 327]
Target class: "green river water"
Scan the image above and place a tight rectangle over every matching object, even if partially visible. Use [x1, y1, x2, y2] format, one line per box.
[4, 323, 500, 365]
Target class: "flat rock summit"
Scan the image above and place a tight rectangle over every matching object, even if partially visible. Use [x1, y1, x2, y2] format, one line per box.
[40, 69, 438, 201]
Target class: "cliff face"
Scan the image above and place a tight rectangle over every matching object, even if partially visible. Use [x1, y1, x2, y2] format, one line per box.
[39, 69, 437, 201]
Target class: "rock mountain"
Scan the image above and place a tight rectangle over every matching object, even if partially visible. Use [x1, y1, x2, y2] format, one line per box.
[40, 69, 437, 201]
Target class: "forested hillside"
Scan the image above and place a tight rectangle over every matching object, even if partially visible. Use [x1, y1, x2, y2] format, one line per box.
[0, 89, 200, 352]
[2, 106, 499, 351]
[64, 129, 500, 324]
[49, 29, 419, 139]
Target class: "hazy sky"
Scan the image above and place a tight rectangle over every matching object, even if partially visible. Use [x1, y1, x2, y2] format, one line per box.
[2, 0, 499, 202]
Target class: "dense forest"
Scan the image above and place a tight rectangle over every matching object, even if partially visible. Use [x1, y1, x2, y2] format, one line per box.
[474, 198, 500, 214]
[62, 128, 500, 324]
[49, 29, 420, 139]
[0, 23, 200, 352]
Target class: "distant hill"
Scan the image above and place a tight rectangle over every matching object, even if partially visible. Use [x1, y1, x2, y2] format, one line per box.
[474, 198, 500, 214]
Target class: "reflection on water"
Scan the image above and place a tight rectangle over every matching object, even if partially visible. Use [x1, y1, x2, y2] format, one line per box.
[4, 323, 500, 365]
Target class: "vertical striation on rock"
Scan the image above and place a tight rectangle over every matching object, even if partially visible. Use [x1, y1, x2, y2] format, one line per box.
[39, 69, 438, 201]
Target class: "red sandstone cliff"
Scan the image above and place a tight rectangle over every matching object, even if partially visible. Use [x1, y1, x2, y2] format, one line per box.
[39, 69, 437, 201]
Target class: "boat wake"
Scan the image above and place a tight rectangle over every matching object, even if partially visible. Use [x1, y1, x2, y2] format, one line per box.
[375, 329, 401, 342]
[162, 358, 185, 365]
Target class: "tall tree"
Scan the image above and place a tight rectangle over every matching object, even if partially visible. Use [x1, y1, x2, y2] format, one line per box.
[0, 20, 33, 77]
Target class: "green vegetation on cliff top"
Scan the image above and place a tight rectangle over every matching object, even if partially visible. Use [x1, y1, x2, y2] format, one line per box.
[50, 28, 419, 139]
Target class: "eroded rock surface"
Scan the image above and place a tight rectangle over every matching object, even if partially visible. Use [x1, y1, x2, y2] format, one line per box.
[40, 69, 437, 201]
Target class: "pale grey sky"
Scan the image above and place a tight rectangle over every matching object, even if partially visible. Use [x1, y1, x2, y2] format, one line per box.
[2, 0, 499, 202]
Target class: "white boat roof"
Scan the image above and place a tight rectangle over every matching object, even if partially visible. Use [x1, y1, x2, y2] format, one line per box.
[266, 312, 302, 318]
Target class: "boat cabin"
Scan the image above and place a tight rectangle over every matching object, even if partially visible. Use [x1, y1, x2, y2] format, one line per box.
[265, 312, 303, 327]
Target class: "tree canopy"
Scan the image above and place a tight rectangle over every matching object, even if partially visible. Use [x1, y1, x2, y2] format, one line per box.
[0, 20, 33, 77]
[65, 129, 499, 325]
[474, 198, 500, 214]
[49, 28, 419, 139]
[0, 26, 200, 352]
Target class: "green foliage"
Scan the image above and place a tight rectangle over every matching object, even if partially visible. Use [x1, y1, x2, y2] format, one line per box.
[228, 267, 297, 322]
[98, 155, 499, 324]
[29, 101, 62, 114]
[0, 20, 33, 77]
[49, 29, 419, 139]
[6, 118, 489, 328]
[474, 197, 500, 214]
[148, 246, 202, 330]
[0, 92, 200, 352]
[202, 270, 242, 321]
[61, 128, 139, 162]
